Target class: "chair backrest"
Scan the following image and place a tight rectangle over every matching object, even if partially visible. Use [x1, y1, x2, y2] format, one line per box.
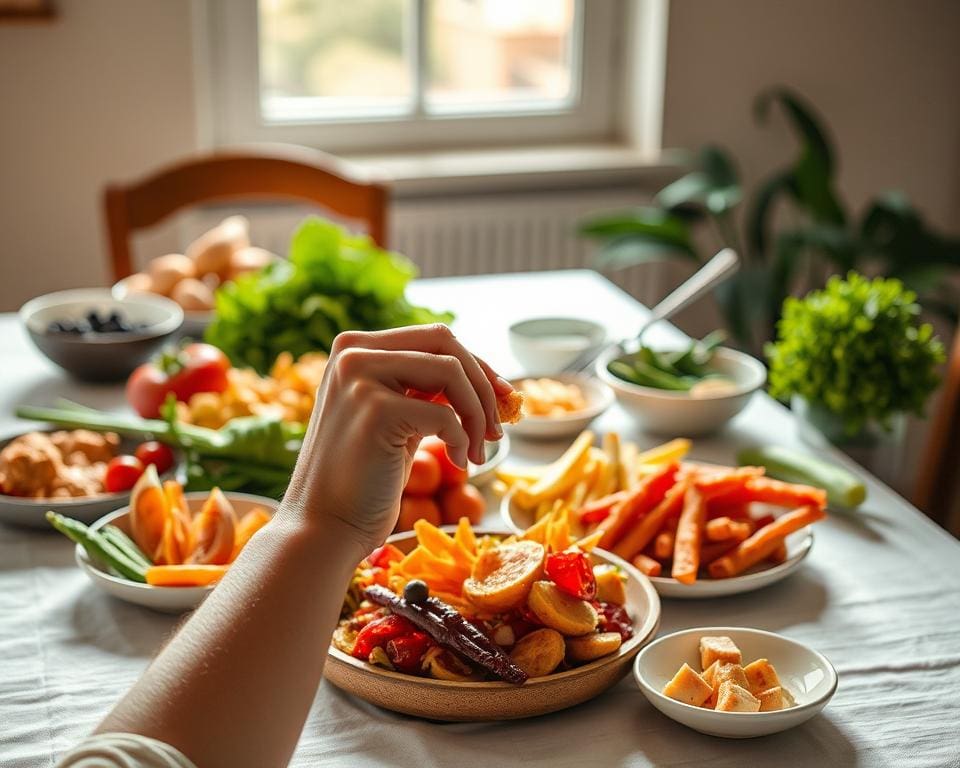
[104, 144, 389, 280]
[915, 324, 960, 528]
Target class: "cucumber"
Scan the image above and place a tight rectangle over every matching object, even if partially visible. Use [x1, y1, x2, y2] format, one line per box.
[737, 445, 867, 509]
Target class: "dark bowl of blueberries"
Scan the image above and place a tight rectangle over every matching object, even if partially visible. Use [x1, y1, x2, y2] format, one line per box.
[19, 289, 184, 382]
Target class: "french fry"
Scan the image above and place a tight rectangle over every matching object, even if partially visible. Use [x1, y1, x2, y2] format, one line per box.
[672, 486, 707, 584]
[705, 517, 752, 543]
[521, 511, 551, 545]
[707, 500, 753, 520]
[513, 430, 594, 507]
[709, 505, 826, 578]
[654, 530, 675, 560]
[709, 477, 828, 510]
[592, 432, 621, 499]
[768, 542, 789, 565]
[618, 442, 638, 491]
[597, 463, 679, 550]
[574, 529, 604, 552]
[693, 466, 766, 498]
[635, 438, 692, 467]
[575, 491, 628, 525]
[631, 553, 663, 577]
[612, 480, 686, 561]
[699, 539, 741, 566]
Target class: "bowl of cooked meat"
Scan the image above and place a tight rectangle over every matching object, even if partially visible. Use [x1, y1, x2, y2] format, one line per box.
[0, 428, 175, 528]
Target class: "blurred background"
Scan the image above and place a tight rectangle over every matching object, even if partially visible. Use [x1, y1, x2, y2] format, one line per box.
[0, 0, 958, 509]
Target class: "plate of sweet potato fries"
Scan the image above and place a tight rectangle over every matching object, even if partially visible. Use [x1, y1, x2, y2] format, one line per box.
[498, 431, 827, 599]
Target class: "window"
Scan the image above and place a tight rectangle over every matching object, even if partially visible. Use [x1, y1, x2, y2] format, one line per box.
[204, 0, 628, 152]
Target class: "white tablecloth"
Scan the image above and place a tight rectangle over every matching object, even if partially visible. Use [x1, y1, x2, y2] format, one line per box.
[2, 271, 958, 768]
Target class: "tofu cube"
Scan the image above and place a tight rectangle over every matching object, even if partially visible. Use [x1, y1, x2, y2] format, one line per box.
[715, 662, 749, 690]
[700, 661, 719, 708]
[744, 658, 781, 694]
[699, 636, 742, 670]
[716, 681, 761, 713]
[662, 663, 713, 707]
[757, 686, 785, 712]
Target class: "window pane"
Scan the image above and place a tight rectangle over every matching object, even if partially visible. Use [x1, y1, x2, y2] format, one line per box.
[258, 0, 412, 121]
[426, 0, 576, 114]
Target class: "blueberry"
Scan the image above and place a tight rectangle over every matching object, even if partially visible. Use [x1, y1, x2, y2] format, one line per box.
[403, 579, 429, 604]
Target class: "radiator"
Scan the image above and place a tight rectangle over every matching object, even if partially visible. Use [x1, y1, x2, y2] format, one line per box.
[144, 189, 674, 309]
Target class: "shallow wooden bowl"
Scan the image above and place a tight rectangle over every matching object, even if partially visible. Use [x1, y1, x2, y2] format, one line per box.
[324, 528, 661, 721]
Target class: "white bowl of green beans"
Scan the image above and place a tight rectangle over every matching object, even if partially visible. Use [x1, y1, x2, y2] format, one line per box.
[597, 343, 767, 436]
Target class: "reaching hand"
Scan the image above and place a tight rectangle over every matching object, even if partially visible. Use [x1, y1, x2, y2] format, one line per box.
[278, 324, 513, 557]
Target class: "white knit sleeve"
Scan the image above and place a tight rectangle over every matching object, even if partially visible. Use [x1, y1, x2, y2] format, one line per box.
[57, 733, 197, 768]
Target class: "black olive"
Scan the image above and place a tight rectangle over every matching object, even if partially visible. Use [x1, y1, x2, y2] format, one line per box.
[403, 579, 429, 604]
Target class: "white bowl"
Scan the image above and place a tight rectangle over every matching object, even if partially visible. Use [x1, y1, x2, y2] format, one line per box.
[509, 317, 606, 375]
[76, 492, 278, 614]
[468, 436, 510, 486]
[597, 346, 766, 436]
[634, 626, 838, 738]
[500, 493, 814, 599]
[113, 277, 211, 339]
[506, 374, 614, 441]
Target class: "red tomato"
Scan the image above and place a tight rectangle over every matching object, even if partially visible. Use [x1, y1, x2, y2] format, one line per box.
[396, 495, 442, 532]
[126, 343, 231, 418]
[545, 550, 597, 601]
[439, 483, 485, 526]
[134, 442, 175, 474]
[419, 436, 468, 486]
[405, 450, 442, 496]
[104, 455, 145, 493]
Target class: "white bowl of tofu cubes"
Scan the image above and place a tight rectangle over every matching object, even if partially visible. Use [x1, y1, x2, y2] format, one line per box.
[634, 627, 837, 738]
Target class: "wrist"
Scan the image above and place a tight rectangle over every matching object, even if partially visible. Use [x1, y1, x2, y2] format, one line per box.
[273, 498, 370, 566]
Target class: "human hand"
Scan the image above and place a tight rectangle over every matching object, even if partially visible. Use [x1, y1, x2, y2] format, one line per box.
[278, 325, 513, 558]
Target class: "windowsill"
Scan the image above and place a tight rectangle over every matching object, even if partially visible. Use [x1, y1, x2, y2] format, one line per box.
[343, 143, 685, 198]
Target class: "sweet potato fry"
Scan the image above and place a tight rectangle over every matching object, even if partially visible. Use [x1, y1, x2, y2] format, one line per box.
[611, 480, 686, 561]
[693, 466, 766, 498]
[631, 553, 662, 577]
[672, 486, 706, 584]
[707, 500, 753, 520]
[709, 477, 827, 510]
[709, 505, 826, 578]
[575, 491, 628, 525]
[705, 517, 751, 543]
[597, 463, 678, 550]
[699, 539, 741, 566]
[768, 542, 789, 564]
[654, 530, 675, 560]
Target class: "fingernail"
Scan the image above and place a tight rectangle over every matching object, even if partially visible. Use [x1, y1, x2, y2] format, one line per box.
[496, 376, 513, 390]
[493, 422, 503, 438]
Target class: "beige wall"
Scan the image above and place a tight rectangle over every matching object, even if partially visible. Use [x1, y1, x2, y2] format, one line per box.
[0, 0, 198, 311]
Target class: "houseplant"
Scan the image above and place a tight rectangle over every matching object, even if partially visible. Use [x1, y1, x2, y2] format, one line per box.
[766, 272, 944, 473]
[579, 87, 960, 353]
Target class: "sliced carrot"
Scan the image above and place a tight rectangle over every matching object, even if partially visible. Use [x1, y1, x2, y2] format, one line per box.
[709, 477, 827, 510]
[709, 505, 826, 578]
[229, 507, 272, 562]
[188, 487, 237, 565]
[146, 564, 229, 587]
[692, 466, 766, 498]
[575, 491, 628, 526]
[768, 542, 789, 564]
[611, 480, 687, 561]
[596, 463, 678, 550]
[671, 486, 706, 584]
[631, 553, 662, 577]
[653, 530, 675, 560]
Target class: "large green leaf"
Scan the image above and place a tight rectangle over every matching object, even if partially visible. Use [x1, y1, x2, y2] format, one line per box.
[578, 208, 692, 248]
[860, 192, 960, 270]
[699, 144, 740, 188]
[746, 170, 795, 261]
[655, 145, 741, 216]
[755, 88, 835, 174]
[594, 234, 699, 270]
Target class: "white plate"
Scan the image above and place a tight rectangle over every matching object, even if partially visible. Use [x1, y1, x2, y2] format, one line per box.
[634, 626, 838, 738]
[467, 435, 510, 486]
[76, 492, 278, 614]
[501, 492, 814, 599]
[506, 375, 614, 441]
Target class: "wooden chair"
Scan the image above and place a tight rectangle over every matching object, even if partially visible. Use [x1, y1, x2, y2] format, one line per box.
[915, 325, 960, 531]
[104, 144, 389, 280]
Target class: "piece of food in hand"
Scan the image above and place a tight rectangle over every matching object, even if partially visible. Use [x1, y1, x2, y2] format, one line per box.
[397, 495, 442, 532]
[743, 658, 781, 694]
[496, 389, 524, 424]
[700, 635, 742, 669]
[516, 378, 587, 417]
[439, 483, 485, 526]
[464, 540, 545, 612]
[170, 277, 215, 312]
[716, 680, 761, 712]
[565, 631, 622, 663]
[593, 564, 627, 605]
[509, 628, 566, 677]
[756, 686, 785, 711]
[662, 663, 713, 706]
[527, 580, 598, 636]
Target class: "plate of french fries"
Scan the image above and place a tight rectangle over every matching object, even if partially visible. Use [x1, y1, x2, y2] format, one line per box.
[496, 431, 827, 599]
[507, 375, 614, 440]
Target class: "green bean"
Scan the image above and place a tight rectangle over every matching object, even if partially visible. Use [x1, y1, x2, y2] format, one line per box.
[101, 525, 153, 570]
[46, 512, 147, 583]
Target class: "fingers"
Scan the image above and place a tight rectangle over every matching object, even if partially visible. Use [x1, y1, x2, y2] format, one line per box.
[383, 393, 471, 469]
[335, 348, 488, 465]
[332, 325, 506, 440]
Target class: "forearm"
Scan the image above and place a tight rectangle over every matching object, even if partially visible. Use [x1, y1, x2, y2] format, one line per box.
[97, 514, 361, 768]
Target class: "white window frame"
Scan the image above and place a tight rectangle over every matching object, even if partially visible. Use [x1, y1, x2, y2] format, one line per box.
[199, 0, 634, 153]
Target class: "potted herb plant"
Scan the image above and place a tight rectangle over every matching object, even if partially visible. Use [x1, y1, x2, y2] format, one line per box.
[766, 272, 945, 475]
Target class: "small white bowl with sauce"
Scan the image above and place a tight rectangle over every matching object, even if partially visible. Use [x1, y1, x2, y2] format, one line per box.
[508, 317, 606, 375]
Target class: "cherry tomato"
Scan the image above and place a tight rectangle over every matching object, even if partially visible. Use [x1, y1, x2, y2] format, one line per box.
[126, 342, 231, 418]
[405, 450, 442, 496]
[545, 550, 597, 601]
[419, 436, 468, 486]
[351, 614, 417, 661]
[396, 495, 442, 532]
[134, 441, 175, 474]
[104, 455, 145, 493]
[439, 483, 485, 526]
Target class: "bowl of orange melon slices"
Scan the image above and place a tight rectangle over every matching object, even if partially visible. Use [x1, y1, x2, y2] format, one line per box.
[74, 467, 277, 613]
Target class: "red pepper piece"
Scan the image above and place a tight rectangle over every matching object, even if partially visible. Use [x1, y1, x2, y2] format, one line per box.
[351, 614, 416, 660]
[596, 602, 634, 641]
[385, 631, 434, 673]
[545, 550, 597, 600]
[367, 543, 405, 569]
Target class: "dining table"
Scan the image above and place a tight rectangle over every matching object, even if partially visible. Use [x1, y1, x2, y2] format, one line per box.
[1, 269, 958, 768]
